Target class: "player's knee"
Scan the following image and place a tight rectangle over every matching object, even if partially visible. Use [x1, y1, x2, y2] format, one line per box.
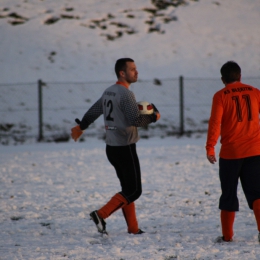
[131, 189, 142, 202]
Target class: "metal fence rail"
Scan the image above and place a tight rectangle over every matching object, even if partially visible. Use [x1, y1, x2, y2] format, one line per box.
[1, 77, 260, 143]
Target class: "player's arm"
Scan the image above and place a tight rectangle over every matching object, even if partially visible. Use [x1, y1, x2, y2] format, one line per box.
[121, 91, 159, 126]
[206, 93, 223, 163]
[71, 98, 103, 141]
[80, 98, 103, 129]
[151, 103, 161, 121]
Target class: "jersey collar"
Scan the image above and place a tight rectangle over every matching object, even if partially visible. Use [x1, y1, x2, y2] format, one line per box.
[116, 81, 129, 89]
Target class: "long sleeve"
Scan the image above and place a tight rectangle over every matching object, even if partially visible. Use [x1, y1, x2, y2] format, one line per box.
[80, 98, 103, 130]
[206, 92, 223, 156]
[120, 91, 156, 127]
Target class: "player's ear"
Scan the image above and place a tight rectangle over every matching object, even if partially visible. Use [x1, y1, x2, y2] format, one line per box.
[119, 70, 125, 78]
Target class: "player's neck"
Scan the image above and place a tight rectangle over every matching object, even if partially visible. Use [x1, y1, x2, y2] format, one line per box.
[116, 81, 130, 89]
[225, 81, 240, 86]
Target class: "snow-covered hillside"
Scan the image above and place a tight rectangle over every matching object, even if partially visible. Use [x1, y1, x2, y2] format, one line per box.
[0, 0, 260, 83]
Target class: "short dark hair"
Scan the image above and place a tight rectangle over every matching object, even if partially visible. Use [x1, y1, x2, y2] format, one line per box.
[115, 58, 134, 78]
[220, 61, 241, 83]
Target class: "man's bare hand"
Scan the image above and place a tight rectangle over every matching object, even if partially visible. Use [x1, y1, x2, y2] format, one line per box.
[207, 155, 217, 164]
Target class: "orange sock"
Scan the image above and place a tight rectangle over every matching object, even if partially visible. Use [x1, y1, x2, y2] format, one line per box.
[221, 210, 235, 241]
[122, 202, 139, 234]
[97, 193, 128, 219]
[253, 199, 260, 232]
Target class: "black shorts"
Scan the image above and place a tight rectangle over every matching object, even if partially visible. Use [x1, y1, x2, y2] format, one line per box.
[219, 155, 260, 211]
[106, 143, 142, 203]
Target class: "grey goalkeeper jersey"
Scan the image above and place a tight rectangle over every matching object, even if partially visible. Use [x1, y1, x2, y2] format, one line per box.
[80, 83, 156, 146]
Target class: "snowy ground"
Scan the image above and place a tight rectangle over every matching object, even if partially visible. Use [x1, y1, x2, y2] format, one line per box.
[1, 134, 260, 260]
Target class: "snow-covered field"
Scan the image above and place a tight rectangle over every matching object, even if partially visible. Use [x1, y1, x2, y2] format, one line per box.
[1, 135, 260, 260]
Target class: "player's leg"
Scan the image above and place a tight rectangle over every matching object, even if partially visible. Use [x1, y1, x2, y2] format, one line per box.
[89, 145, 129, 233]
[122, 202, 139, 234]
[104, 143, 142, 233]
[239, 155, 260, 239]
[122, 143, 142, 202]
[253, 199, 260, 241]
[95, 145, 130, 220]
[120, 144, 143, 234]
[94, 144, 141, 217]
[106, 143, 142, 203]
[97, 193, 128, 219]
[220, 210, 235, 241]
[218, 158, 242, 241]
[90, 191, 128, 234]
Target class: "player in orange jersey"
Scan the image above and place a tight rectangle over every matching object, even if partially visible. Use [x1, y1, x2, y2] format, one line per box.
[206, 61, 260, 243]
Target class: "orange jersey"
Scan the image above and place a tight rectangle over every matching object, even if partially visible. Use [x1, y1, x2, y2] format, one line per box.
[206, 81, 260, 159]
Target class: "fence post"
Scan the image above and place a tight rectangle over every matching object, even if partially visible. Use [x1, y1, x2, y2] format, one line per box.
[179, 76, 184, 135]
[38, 79, 43, 141]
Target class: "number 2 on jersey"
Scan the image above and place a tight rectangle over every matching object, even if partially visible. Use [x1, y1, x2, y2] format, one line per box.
[232, 94, 252, 122]
[104, 99, 114, 121]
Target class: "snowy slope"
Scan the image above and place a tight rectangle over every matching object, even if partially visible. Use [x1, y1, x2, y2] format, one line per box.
[0, 0, 260, 83]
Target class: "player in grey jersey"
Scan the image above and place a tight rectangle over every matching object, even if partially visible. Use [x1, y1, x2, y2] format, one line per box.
[71, 58, 160, 235]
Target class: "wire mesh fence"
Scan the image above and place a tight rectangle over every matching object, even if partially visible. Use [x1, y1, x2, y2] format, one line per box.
[1, 77, 260, 144]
